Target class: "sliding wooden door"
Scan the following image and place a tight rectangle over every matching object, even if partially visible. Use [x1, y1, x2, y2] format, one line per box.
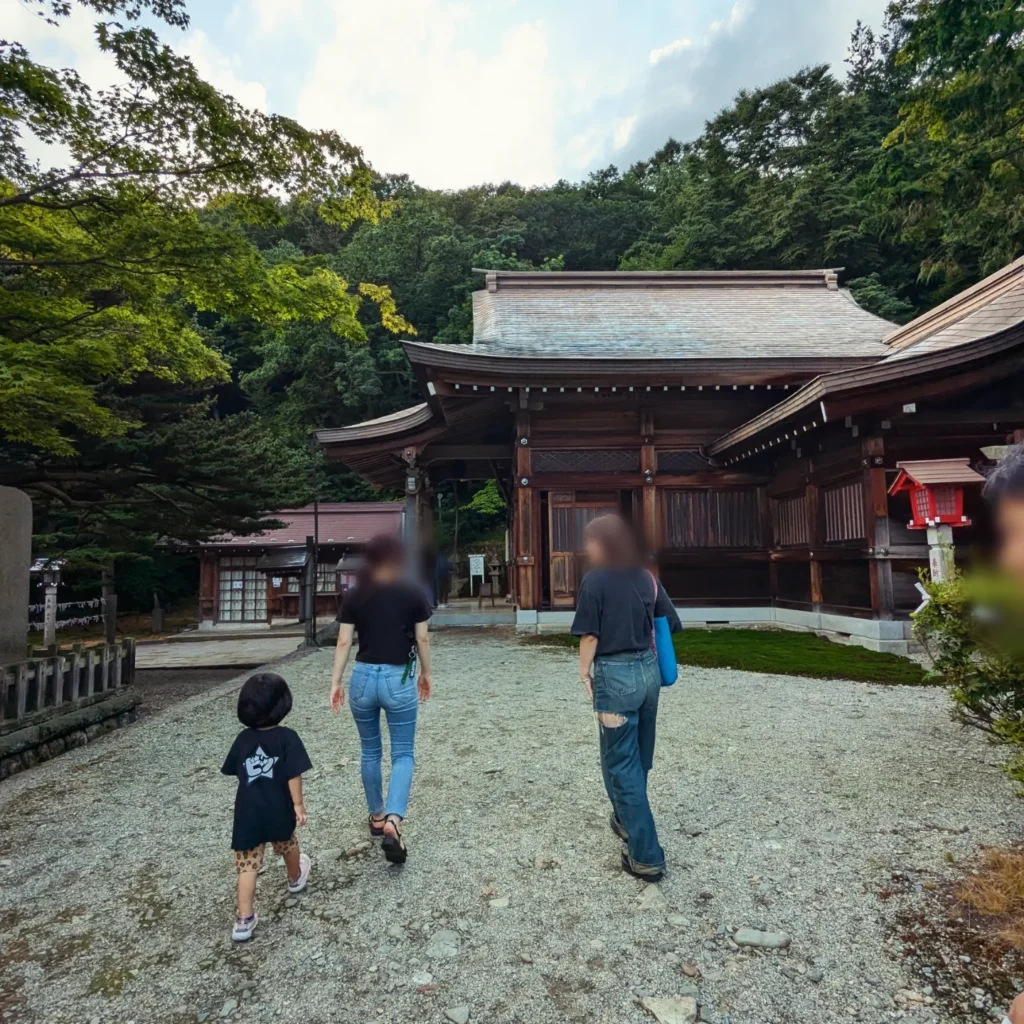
[547, 491, 620, 609]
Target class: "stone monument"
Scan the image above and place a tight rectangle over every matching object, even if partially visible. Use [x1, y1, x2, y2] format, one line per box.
[0, 486, 31, 665]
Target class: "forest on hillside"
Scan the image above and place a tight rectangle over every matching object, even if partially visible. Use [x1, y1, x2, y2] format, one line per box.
[4, 0, 1024, 609]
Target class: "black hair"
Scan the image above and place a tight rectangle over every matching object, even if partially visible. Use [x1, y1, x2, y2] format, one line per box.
[984, 444, 1024, 503]
[237, 672, 293, 729]
[356, 532, 405, 588]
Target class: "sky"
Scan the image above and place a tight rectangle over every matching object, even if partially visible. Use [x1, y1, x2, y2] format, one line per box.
[9, 0, 890, 189]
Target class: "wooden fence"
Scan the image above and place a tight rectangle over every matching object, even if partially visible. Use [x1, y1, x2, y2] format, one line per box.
[0, 641, 136, 731]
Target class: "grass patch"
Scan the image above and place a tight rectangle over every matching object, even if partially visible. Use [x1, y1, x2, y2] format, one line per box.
[528, 627, 926, 685]
[959, 848, 1024, 949]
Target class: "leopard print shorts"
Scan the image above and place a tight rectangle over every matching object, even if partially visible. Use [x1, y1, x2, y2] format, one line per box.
[234, 833, 299, 874]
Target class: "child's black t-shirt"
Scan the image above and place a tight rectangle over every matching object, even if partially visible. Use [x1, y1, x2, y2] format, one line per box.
[221, 726, 312, 851]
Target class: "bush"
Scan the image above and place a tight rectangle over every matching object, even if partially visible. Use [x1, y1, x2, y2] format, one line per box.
[913, 571, 1024, 788]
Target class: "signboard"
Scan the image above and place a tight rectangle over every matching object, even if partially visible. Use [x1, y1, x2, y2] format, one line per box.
[271, 577, 283, 589]
[468, 553, 486, 595]
[231, 580, 244, 590]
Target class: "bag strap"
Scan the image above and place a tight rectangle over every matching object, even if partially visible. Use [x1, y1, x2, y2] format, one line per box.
[628, 570, 657, 636]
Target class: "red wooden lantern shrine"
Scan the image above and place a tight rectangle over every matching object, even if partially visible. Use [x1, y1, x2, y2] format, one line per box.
[888, 458, 985, 530]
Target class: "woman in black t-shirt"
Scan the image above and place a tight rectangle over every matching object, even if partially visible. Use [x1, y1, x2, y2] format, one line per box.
[330, 534, 432, 864]
[571, 514, 681, 884]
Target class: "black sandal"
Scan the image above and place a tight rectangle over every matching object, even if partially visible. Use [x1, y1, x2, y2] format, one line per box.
[369, 815, 386, 838]
[381, 814, 408, 865]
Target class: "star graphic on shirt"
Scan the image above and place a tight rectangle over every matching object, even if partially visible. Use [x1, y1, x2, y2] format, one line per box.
[244, 745, 278, 784]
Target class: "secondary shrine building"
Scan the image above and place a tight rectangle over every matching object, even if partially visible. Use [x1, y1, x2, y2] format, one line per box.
[316, 260, 1024, 653]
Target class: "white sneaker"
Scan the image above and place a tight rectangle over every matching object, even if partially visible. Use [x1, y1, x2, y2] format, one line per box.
[287, 853, 311, 894]
[232, 911, 258, 942]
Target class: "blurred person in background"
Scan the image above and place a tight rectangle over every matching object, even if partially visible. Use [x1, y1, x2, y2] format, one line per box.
[330, 534, 432, 864]
[981, 447, 1024, 1024]
[985, 444, 1024, 590]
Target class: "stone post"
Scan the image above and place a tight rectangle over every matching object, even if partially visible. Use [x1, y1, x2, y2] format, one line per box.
[926, 524, 956, 582]
[0, 487, 32, 664]
[43, 582, 58, 648]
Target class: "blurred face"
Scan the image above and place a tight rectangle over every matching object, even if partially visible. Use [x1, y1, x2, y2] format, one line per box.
[372, 558, 402, 582]
[996, 496, 1024, 589]
[585, 535, 607, 567]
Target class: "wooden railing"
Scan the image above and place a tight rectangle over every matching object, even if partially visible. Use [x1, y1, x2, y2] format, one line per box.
[0, 640, 136, 730]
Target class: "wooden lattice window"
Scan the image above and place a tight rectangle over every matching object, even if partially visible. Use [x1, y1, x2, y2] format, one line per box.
[823, 479, 865, 543]
[773, 494, 808, 547]
[532, 449, 641, 474]
[657, 450, 712, 474]
[663, 489, 762, 549]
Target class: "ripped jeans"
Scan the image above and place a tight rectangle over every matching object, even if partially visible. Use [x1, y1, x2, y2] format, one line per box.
[592, 649, 664, 872]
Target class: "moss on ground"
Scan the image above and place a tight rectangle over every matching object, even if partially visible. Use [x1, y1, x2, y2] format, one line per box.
[527, 628, 927, 686]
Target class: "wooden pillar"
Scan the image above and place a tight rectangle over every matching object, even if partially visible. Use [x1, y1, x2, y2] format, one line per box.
[863, 437, 895, 620]
[514, 411, 537, 610]
[640, 409, 658, 565]
[806, 482, 822, 606]
[402, 449, 423, 580]
[198, 551, 217, 625]
[420, 481, 436, 546]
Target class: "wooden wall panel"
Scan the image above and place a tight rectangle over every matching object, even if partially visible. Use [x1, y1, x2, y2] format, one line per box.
[823, 479, 866, 543]
[663, 489, 762, 549]
[773, 494, 808, 547]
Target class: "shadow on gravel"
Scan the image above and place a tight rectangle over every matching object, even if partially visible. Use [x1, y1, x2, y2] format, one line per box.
[135, 668, 245, 718]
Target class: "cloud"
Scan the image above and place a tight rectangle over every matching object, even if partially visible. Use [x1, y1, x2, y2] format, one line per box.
[649, 37, 692, 66]
[228, 0, 310, 37]
[594, 0, 889, 169]
[183, 30, 269, 113]
[295, 0, 560, 189]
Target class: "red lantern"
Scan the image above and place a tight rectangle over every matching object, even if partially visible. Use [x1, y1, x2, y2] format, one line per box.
[888, 459, 985, 530]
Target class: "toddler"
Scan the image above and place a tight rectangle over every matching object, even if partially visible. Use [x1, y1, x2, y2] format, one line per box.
[221, 672, 312, 941]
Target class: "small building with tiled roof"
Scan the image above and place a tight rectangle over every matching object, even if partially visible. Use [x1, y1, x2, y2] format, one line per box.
[198, 502, 402, 627]
[316, 260, 1024, 652]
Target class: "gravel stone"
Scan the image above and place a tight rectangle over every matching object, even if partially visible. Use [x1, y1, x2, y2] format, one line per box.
[640, 995, 698, 1023]
[0, 631, 1019, 1024]
[733, 927, 791, 949]
[445, 1007, 471, 1024]
[426, 929, 461, 960]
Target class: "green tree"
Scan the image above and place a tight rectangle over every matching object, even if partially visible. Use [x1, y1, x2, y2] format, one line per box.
[882, 0, 1024, 291]
[1, 0, 410, 560]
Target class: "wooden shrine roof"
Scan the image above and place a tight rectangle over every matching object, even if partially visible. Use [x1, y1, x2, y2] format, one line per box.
[884, 256, 1024, 360]
[892, 459, 986, 487]
[708, 256, 1024, 463]
[202, 503, 403, 547]
[421, 268, 894, 361]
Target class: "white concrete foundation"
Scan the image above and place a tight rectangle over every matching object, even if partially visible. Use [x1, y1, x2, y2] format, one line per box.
[517, 605, 916, 656]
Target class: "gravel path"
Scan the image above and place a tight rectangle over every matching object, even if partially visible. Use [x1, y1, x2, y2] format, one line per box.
[0, 629, 1020, 1024]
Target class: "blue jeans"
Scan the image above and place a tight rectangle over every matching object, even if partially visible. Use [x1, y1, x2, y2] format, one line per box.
[349, 662, 419, 819]
[593, 650, 664, 871]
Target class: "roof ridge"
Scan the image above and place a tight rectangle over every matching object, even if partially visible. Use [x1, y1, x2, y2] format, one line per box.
[475, 269, 845, 291]
[885, 255, 1024, 351]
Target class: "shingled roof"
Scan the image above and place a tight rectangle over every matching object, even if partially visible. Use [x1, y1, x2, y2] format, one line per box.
[444, 269, 894, 360]
[884, 255, 1024, 360]
[203, 503, 402, 547]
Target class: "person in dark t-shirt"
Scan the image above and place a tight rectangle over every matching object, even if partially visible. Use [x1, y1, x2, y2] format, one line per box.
[331, 533, 432, 865]
[571, 513, 681, 884]
[221, 672, 312, 941]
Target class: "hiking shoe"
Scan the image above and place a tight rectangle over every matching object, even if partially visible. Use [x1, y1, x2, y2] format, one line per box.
[287, 853, 311, 894]
[232, 911, 258, 942]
